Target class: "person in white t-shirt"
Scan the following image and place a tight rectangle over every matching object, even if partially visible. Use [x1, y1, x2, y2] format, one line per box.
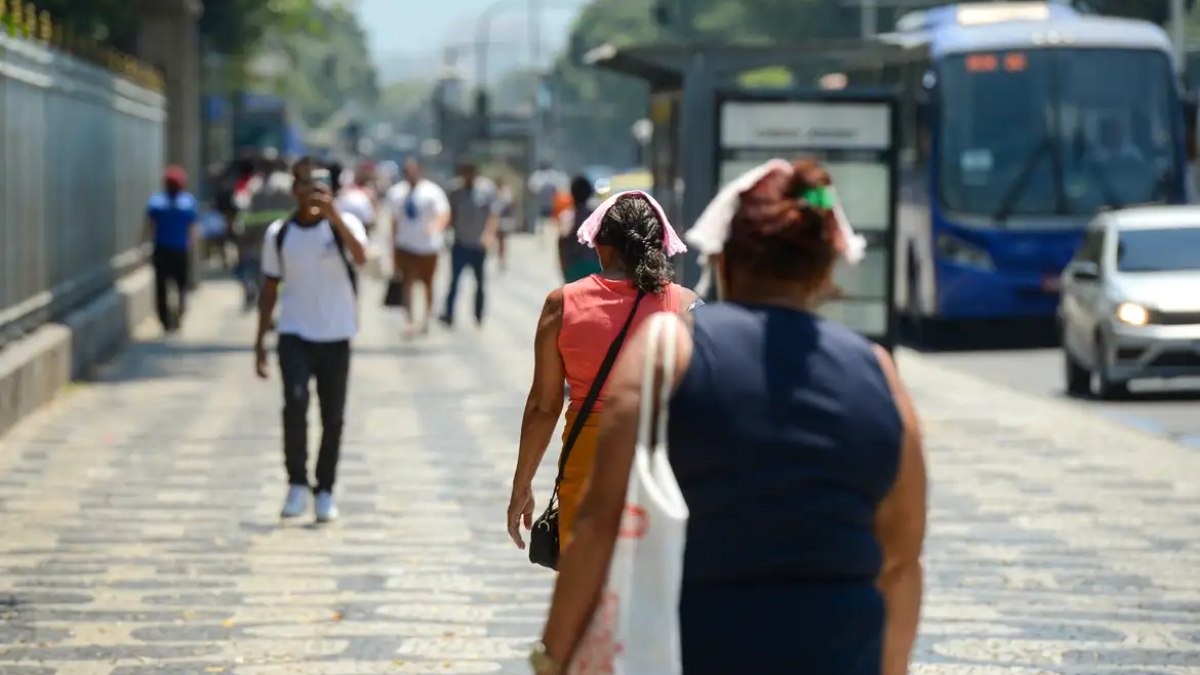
[336, 165, 376, 234]
[387, 158, 450, 336]
[255, 158, 369, 524]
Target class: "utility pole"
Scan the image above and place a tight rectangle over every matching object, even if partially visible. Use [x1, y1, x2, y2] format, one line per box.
[679, 0, 696, 42]
[1171, 0, 1187, 73]
[529, 0, 543, 165]
[861, 0, 878, 39]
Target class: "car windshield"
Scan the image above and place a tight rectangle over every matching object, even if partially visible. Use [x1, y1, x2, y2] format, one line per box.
[1117, 227, 1200, 272]
[939, 48, 1181, 222]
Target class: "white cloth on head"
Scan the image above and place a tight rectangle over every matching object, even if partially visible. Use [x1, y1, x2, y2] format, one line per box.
[685, 158, 865, 264]
[576, 190, 687, 257]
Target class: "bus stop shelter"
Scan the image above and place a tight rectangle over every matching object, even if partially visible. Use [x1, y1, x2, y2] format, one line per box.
[587, 41, 905, 349]
[586, 41, 904, 237]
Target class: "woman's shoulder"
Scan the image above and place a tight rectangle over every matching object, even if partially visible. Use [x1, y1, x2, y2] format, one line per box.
[666, 283, 699, 313]
[562, 274, 600, 295]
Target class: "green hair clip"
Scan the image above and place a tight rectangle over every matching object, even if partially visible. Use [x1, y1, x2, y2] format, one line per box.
[799, 186, 837, 210]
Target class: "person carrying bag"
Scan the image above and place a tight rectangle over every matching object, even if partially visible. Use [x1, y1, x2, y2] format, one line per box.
[530, 312, 690, 675]
[508, 190, 695, 575]
[528, 292, 646, 570]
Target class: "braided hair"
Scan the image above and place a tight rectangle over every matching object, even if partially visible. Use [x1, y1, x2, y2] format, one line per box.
[594, 194, 673, 295]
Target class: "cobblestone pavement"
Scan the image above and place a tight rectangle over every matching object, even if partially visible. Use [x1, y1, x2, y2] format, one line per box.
[1, 235, 1198, 674]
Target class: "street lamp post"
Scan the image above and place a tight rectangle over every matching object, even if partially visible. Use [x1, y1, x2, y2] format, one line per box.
[631, 118, 653, 167]
[1171, 0, 1187, 72]
[475, 0, 507, 126]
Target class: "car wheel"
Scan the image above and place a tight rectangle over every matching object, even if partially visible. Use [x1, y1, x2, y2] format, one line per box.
[1064, 345, 1089, 397]
[1090, 335, 1129, 400]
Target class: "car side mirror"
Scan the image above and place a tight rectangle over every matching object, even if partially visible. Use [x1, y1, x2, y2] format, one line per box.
[1070, 261, 1100, 281]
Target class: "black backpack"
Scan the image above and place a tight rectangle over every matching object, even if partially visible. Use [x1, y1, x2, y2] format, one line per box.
[274, 217, 358, 295]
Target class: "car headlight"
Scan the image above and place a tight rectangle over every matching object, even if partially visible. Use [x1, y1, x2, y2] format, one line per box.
[1115, 302, 1149, 326]
[937, 233, 994, 271]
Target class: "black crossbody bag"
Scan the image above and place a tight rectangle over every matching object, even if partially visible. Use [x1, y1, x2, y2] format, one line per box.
[529, 291, 647, 570]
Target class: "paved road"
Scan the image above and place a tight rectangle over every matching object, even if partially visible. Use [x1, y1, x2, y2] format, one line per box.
[1, 234, 1198, 673]
[925, 348, 1200, 450]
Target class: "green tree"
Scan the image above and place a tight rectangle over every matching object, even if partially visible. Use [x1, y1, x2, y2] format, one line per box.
[34, 0, 346, 60]
[271, 4, 378, 129]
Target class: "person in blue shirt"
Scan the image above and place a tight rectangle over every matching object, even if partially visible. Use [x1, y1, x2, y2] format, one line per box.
[145, 166, 199, 333]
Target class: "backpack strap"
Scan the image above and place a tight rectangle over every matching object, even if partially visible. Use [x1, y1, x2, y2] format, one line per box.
[328, 221, 359, 296]
[274, 217, 292, 279]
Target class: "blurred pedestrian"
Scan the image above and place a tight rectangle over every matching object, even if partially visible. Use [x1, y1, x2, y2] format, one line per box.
[254, 157, 369, 524]
[439, 161, 499, 329]
[529, 160, 568, 231]
[336, 161, 378, 236]
[507, 191, 696, 559]
[533, 159, 925, 675]
[388, 158, 450, 337]
[144, 165, 199, 333]
[558, 175, 603, 283]
[494, 176, 517, 271]
[216, 157, 257, 307]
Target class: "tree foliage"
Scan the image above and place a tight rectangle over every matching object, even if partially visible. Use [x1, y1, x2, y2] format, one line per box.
[34, 0, 347, 58]
[34, 0, 375, 130]
[274, 4, 379, 129]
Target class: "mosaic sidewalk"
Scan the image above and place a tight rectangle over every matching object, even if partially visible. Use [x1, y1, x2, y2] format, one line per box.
[1, 236, 1198, 674]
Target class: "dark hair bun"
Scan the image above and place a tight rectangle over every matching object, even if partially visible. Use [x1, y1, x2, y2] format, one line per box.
[727, 159, 838, 284]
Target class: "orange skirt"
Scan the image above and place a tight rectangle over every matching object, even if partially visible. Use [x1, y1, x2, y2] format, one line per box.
[557, 407, 601, 551]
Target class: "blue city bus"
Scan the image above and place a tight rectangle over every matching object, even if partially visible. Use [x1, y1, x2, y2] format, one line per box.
[842, 3, 1188, 331]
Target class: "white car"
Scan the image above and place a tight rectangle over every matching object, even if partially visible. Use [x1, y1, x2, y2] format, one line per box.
[1060, 206, 1200, 399]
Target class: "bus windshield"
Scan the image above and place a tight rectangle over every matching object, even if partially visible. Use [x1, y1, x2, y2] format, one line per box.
[939, 48, 1181, 222]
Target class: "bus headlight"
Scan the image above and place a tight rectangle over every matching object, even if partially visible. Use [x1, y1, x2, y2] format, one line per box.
[1115, 302, 1149, 326]
[937, 233, 994, 271]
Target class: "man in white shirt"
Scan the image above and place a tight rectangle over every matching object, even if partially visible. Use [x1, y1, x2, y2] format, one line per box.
[387, 158, 450, 336]
[255, 158, 369, 523]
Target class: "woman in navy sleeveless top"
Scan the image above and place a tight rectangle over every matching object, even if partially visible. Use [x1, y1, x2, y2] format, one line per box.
[534, 159, 927, 675]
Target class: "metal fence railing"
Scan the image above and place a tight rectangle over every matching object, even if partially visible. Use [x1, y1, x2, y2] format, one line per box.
[0, 7, 166, 347]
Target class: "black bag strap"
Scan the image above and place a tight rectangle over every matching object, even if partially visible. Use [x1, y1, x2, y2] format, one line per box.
[274, 216, 358, 295]
[551, 290, 647, 499]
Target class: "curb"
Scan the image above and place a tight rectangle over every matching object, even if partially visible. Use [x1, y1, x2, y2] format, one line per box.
[0, 266, 154, 438]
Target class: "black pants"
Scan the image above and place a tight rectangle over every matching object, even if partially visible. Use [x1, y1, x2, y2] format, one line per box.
[443, 244, 487, 324]
[153, 248, 190, 330]
[278, 334, 351, 493]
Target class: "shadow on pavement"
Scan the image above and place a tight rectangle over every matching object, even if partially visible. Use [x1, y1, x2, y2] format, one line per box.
[88, 338, 441, 383]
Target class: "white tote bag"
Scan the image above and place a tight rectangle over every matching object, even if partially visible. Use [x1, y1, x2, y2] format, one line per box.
[569, 312, 690, 675]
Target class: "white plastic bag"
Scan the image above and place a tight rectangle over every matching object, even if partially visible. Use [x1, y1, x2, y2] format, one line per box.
[569, 313, 690, 675]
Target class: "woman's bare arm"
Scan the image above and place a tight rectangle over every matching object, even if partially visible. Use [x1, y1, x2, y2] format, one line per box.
[872, 345, 927, 675]
[539, 314, 693, 670]
[508, 290, 567, 549]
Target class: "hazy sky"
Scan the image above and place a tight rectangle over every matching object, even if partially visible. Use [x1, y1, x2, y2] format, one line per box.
[356, 0, 589, 84]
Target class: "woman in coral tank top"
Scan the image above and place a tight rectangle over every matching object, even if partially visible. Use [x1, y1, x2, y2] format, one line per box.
[507, 192, 698, 554]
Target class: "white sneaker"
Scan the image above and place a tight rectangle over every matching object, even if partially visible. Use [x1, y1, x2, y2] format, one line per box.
[281, 485, 309, 519]
[315, 491, 338, 523]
